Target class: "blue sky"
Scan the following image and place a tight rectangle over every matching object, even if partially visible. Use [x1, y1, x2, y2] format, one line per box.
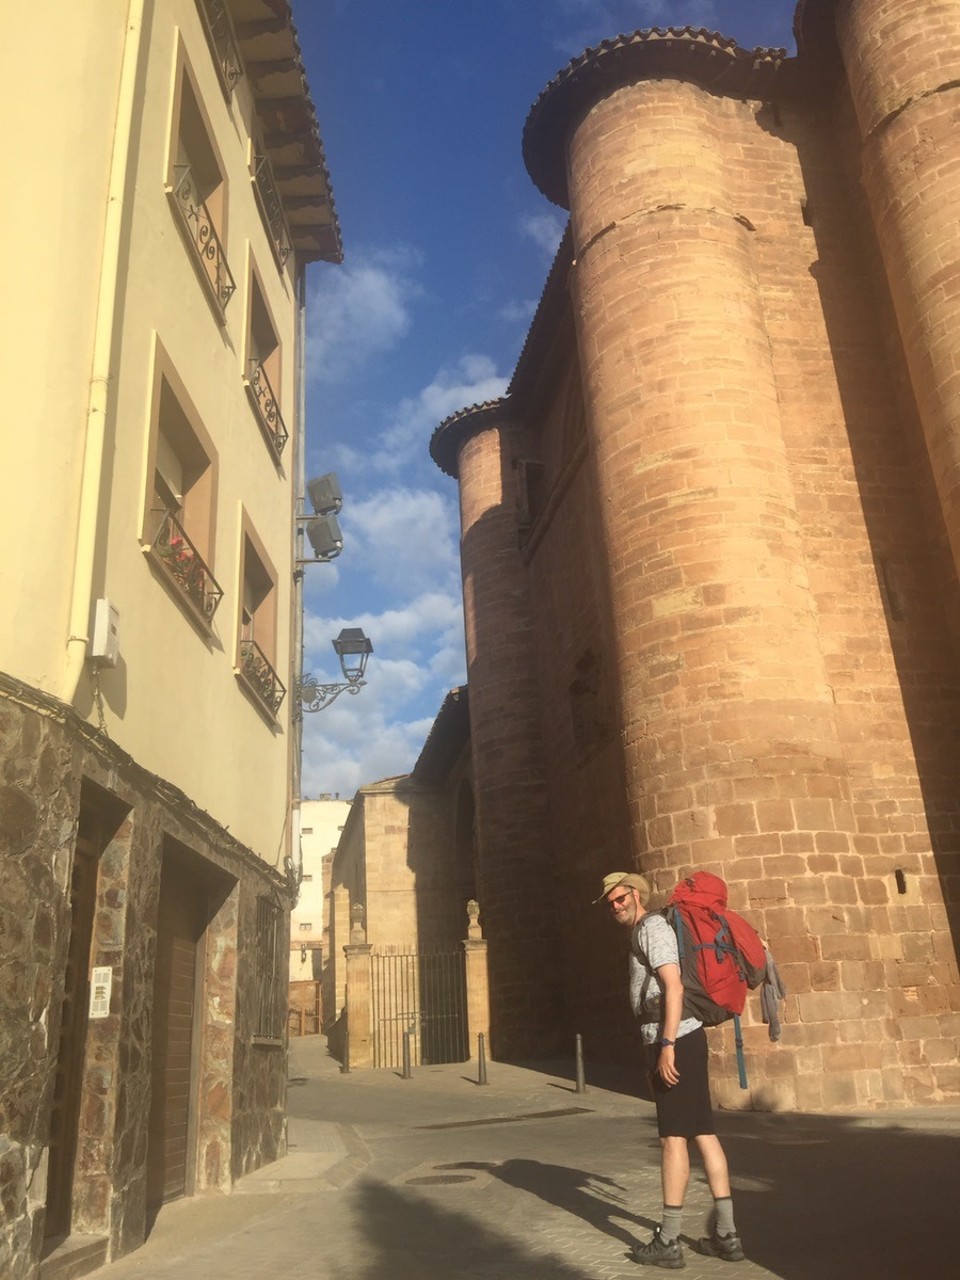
[294, 0, 799, 798]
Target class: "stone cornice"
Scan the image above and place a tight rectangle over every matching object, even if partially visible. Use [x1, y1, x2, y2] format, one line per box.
[429, 398, 514, 478]
[522, 26, 794, 208]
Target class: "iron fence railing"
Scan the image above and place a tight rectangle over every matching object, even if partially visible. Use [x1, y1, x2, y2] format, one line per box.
[171, 165, 236, 315]
[246, 359, 289, 458]
[371, 948, 467, 1069]
[195, 0, 243, 97]
[149, 509, 223, 622]
[239, 638, 286, 716]
[252, 150, 293, 268]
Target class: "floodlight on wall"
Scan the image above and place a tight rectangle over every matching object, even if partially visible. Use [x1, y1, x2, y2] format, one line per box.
[297, 472, 344, 565]
[297, 627, 373, 714]
[305, 513, 343, 561]
[307, 472, 342, 516]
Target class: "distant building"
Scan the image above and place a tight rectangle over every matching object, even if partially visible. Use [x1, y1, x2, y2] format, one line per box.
[289, 796, 351, 1033]
[325, 689, 475, 1063]
[0, 1, 340, 1275]
[431, 1, 960, 1109]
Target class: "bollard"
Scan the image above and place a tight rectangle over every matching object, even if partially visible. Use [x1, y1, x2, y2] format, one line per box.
[477, 1031, 488, 1085]
[402, 1028, 413, 1079]
[575, 1032, 586, 1094]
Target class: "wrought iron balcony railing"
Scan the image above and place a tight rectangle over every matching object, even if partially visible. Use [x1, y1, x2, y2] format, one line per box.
[171, 165, 236, 316]
[252, 150, 293, 269]
[149, 509, 223, 622]
[239, 639, 287, 716]
[246, 359, 289, 459]
[195, 0, 243, 98]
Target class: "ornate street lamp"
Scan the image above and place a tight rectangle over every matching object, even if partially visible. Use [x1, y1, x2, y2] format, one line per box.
[298, 627, 373, 714]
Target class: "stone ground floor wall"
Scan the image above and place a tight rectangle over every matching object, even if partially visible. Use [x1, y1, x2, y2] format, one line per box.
[0, 678, 291, 1279]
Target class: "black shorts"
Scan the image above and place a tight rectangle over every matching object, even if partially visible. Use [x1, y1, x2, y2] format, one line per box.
[645, 1026, 715, 1138]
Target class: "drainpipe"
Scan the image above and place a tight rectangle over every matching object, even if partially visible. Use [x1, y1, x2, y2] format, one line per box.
[63, 0, 147, 703]
[289, 262, 308, 895]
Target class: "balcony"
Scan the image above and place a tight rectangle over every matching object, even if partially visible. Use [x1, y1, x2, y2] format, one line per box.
[245, 359, 289, 460]
[252, 150, 293, 269]
[195, 0, 243, 99]
[171, 165, 236, 318]
[148, 510, 223, 623]
[239, 639, 286, 717]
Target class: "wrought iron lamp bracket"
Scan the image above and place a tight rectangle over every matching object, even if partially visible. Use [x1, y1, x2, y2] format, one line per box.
[296, 675, 366, 716]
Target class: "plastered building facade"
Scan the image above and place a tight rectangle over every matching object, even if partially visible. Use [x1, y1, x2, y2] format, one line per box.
[431, 0, 960, 1110]
[0, 2, 340, 1276]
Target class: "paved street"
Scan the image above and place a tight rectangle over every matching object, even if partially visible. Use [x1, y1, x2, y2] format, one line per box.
[96, 1037, 960, 1279]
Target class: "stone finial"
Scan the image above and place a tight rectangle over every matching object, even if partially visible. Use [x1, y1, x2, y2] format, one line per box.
[466, 898, 482, 940]
[349, 901, 366, 943]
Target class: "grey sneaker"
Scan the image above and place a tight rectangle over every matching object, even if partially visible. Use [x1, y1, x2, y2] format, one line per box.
[631, 1226, 686, 1269]
[698, 1231, 745, 1262]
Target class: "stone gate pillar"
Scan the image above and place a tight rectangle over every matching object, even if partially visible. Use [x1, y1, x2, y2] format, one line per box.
[344, 903, 372, 1070]
[463, 898, 490, 1061]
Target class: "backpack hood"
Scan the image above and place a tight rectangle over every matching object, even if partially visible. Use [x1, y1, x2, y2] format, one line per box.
[670, 871, 728, 911]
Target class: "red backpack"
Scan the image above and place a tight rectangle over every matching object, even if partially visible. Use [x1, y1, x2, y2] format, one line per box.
[633, 871, 768, 1088]
[666, 872, 767, 1025]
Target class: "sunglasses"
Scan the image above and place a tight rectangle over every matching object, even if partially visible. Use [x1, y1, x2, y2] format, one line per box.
[606, 891, 634, 909]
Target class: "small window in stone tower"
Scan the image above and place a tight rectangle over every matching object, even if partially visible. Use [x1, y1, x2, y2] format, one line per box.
[517, 459, 545, 527]
[569, 649, 613, 759]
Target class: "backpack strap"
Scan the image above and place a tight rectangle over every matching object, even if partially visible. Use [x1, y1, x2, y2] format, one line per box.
[631, 920, 661, 1024]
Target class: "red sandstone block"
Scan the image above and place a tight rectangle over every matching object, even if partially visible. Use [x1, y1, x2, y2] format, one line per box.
[839, 960, 885, 993]
[819, 934, 874, 961]
[713, 803, 759, 838]
[824, 874, 859, 905]
[773, 935, 819, 964]
[786, 876, 828, 905]
[807, 853, 839, 873]
[778, 962, 812, 994]
[781, 832, 816, 853]
[897, 1015, 943, 1041]
[760, 854, 810, 878]
[760, 905, 809, 936]
[756, 799, 797, 831]
[734, 833, 783, 859]
[745, 877, 787, 903]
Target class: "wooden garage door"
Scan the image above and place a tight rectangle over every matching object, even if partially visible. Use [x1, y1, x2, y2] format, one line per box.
[146, 858, 205, 1208]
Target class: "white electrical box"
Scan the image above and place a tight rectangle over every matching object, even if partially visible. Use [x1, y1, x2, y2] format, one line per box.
[89, 966, 112, 1018]
[90, 598, 120, 666]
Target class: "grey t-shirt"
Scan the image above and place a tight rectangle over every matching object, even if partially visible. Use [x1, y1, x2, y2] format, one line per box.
[629, 913, 702, 1045]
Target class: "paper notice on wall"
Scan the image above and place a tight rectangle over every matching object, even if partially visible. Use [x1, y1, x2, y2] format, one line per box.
[90, 967, 113, 1019]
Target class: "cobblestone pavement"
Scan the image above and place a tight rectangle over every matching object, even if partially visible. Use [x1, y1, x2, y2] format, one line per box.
[95, 1038, 960, 1279]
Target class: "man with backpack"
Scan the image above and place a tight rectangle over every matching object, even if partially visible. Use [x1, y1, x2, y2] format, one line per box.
[596, 870, 746, 1269]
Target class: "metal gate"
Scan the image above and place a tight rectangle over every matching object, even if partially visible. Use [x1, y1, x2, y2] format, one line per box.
[371, 947, 467, 1068]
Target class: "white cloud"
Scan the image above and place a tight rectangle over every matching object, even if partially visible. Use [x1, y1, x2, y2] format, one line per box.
[336, 488, 462, 598]
[363, 355, 508, 475]
[307, 246, 423, 384]
[499, 298, 538, 326]
[520, 210, 566, 260]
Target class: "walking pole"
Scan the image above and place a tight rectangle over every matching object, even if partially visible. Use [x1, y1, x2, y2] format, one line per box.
[402, 1028, 413, 1079]
[477, 1032, 488, 1085]
[575, 1033, 587, 1093]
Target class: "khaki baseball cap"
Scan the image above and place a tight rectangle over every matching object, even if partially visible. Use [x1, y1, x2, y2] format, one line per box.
[592, 871, 651, 906]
